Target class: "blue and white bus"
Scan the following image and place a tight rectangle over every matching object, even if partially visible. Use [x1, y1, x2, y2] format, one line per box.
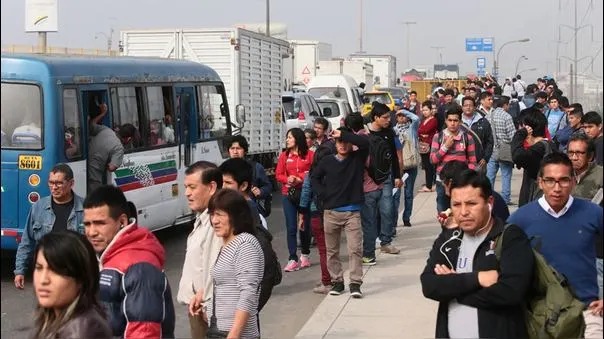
[1, 54, 239, 250]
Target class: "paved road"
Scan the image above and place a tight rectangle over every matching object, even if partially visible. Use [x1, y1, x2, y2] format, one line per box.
[0, 173, 425, 338]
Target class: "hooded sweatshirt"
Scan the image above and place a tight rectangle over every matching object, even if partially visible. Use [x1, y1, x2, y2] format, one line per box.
[99, 223, 175, 338]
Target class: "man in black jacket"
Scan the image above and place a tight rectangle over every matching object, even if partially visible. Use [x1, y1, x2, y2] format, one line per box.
[311, 127, 369, 298]
[420, 169, 534, 339]
[461, 96, 494, 172]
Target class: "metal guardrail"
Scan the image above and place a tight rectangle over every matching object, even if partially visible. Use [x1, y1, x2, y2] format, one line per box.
[1, 45, 119, 56]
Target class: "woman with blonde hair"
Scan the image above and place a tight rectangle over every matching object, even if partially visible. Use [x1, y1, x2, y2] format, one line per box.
[31, 231, 111, 339]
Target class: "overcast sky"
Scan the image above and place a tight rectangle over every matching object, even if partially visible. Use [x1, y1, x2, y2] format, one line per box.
[2, 0, 602, 83]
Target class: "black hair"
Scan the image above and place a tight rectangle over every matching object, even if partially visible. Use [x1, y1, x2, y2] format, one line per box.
[581, 111, 602, 126]
[32, 231, 103, 338]
[495, 95, 510, 108]
[344, 113, 365, 132]
[450, 169, 493, 200]
[444, 89, 455, 97]
[219, 158, 253, 194]
[83, 185, 129, 220]
[370, 102, 391, 121]
[313, 117, 329, 131]
[461, 96, 475, 107]
[410, 91, 417, 96]
[50, 163, 74, 181]
[228, 135, 249, 154]
[522, 112, 548, 138]
[535, 91, 548, 100]
[479, 91, 493, 101]
[568, 133, 596, 159]
[445, 104, 463, 120]
[538, 152, 573, 178]
[127, 201, 137, 220]
[569, 103, 583, 115]
[286, 128, 309, 157]
[208, 188, 255, 236]
[439, 161, 469, 184]
[185, 161, 223, 188]
[421, 100, 433, 110]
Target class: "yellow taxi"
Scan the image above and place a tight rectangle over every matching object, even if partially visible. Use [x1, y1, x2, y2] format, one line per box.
[361, 91, 395, 116]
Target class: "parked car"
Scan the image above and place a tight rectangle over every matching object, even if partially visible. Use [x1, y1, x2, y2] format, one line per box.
[375, 86, 408, 101]
[315, 98, 352, 130]
[361, 91, 395, 116]
[282, 92, 322, 131]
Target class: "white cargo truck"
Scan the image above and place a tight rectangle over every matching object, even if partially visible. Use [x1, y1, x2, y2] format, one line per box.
[120, 27, 290, 173]
[317, 59, 374, 89]
[283, 40, 332, 89]
[349, 54, 397, 88]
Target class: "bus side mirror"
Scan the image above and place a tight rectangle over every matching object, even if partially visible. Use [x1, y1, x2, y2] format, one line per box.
[236, 104, 246, 126]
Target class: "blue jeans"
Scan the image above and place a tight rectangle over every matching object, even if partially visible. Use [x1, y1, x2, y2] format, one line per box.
[282, 196, 311, 261]
[487, 159, 514, 204]
[435, 181, 450, 213]
[392, 185, 401, 231]
[402, 168, 418, 222]
[361, 186, 394, 258]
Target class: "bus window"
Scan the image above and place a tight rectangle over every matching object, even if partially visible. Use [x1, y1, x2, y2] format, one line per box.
[145, 86, 175, 146]
[1, 83, 43, 149]
[62, 89, 82, 159]
[197, 85, 228, 139]
[111, 87, 144, 151]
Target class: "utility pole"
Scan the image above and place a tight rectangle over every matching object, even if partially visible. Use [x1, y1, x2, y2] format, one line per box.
[430, 46, 444, 64]
[401, 21, 417, 70]
[266, 0, 270, 37]
[358, 0, 363, 53]
[37, 32, 47, 53]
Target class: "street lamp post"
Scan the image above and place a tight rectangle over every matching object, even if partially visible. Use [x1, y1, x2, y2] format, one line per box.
[517, 67, 537, 76]
[401, 21, 417, 71]
[514, 55, 528, 77]
[266, 0, 270, 37]
[430, 46, 445, 64]
[494, 38, 530, 81]
[95, 28, 114, 53]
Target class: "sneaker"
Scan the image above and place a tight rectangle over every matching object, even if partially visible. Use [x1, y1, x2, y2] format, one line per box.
[403, 220, 412, 227]
[284, 260, 300, 272]
[329, 282, 345, 295]
[381, 244, 401, 254]
[300, 254, 311, 268]
[362, 257, 377, 266]
[349, 283, 363, 299]
[313, 284, 332, 294]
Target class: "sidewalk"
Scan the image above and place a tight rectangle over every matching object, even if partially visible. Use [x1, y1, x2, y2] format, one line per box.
[295, 169, 524, 339]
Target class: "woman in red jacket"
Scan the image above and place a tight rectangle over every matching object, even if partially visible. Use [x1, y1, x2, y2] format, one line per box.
[417, 101, 439, 192]
[276, 128, 314, 272]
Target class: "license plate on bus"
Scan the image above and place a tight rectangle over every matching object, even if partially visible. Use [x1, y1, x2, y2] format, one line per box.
[18, 155, 42, 170]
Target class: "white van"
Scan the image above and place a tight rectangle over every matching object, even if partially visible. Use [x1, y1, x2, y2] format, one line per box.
[306, 74, 363, 114]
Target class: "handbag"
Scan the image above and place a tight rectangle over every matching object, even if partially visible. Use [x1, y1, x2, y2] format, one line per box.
[206, 282, 229, 339]
[287, 185, 302, 206]
[418, 141, 431, 154]
[497, 142, 513, 163]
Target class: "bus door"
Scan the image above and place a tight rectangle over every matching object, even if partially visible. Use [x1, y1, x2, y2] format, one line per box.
[175, 86, 197, 168]
[78, 86, 111, 195]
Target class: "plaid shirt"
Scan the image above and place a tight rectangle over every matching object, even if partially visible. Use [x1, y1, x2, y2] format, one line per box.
[487, 108, 516, 146]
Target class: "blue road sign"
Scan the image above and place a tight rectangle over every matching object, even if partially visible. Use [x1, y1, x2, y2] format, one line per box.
[466, 37, 494, 52]
[466, 38, 483, 52]
[477, 68, 486, 77]
[476, 57, 486, 68]
[482, 38, 493, 52]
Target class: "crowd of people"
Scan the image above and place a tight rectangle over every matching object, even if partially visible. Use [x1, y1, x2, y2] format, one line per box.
[9, 73, 604, 338]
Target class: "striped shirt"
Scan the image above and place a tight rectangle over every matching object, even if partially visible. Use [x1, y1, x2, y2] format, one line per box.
[430, 131, 478, 176]
[209, 232, 264, 338]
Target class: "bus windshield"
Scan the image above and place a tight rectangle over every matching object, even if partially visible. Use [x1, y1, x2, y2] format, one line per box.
[1, 83, 43, 149]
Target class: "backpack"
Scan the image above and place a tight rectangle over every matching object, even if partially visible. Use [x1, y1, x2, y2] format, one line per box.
[495, 226, 586, 339]
[400, 132, 419, 170]
[366, 131, 392, 184]
[254, 226, 282, 311]
[508, 101, 521, 128]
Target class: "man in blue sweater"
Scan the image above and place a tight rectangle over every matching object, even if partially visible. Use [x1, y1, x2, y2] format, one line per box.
[311, 127, 369, 298]
[508, 152, 603, 337]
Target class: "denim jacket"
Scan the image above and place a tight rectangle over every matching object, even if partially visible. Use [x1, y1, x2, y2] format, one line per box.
[14, 193, 85, 275]
[299, 175, 318, 213]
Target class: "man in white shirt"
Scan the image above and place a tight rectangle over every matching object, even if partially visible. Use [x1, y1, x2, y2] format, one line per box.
[177, 161, 224, 339]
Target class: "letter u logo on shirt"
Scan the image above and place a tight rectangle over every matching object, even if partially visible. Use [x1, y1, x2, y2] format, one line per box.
[457, 257, 468, 269]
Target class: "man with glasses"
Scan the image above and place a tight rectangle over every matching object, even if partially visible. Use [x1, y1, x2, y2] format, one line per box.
[509, 153, 603, 337]
[13, 163, 85, 289]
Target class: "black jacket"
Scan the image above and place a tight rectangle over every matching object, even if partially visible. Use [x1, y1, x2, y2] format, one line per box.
[420, 219, 534, 339]
[463, 114, 494, 163]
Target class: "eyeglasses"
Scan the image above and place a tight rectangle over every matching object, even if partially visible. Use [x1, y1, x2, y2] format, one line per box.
[48, 180, 67, 187]
[567, 150, 587, 157]
[540, 177, 573, 188]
